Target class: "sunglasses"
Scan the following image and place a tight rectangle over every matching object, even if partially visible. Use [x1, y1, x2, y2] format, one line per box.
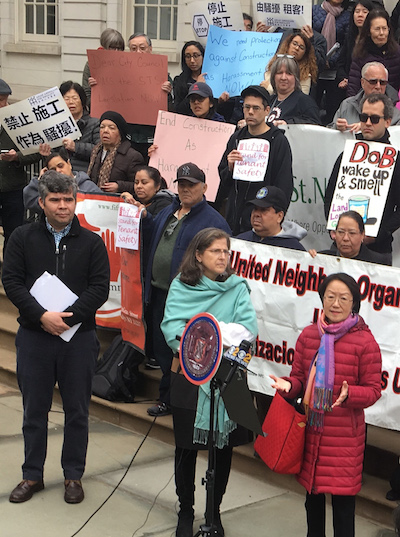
[362, 78, 388, 86]
[277, 54, 295, 59]
[359, 113, 385, 124]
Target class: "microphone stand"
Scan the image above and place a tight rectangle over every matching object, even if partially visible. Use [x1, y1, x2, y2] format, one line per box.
[194, 375, 219, 537]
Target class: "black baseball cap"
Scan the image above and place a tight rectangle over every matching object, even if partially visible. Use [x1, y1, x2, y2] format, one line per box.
[174, 162, 206, 183]
[241, 85, 270, 105]
[247, 186, 288, 212]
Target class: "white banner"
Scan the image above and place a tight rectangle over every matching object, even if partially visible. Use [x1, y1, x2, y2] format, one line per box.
[282, 124, 400, 266]
[230, 238, 400, 430]
[187, 0, 243, 44]
[252, 0, 312, 28]
[0, 87, 81, 155]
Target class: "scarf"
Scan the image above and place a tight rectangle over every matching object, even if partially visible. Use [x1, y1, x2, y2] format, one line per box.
[303, 311, 358, 431]
[321, 0, 343, 51]
[87, 142, 120, 187]
[193, 381, 237, 449]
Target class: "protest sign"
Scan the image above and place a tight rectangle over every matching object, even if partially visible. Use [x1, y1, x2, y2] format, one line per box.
[233, 139, 270, 181]
[116, 204, 142, 250]
[202, 26, 281, 96]
[187, 0, 243, 44]
[230, 238, 400, 431]
[149, 110, 235, 201]
[87, 49, 168, 125]
[0, 87, 81, 155]
[252, 0, 312, 29]
[76, 192, 122, 329]
[326, 139, 397, 236]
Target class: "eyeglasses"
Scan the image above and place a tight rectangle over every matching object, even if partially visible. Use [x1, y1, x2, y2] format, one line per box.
[205, 249, 231, 256]
[243, 104, 263, 112]
[291, 41, 306, 51]
[335, 229, 361, 238]
[359, 113, 385, 124]
[323, 294, 353, 306]
[64, 96, 80, 103]
[184, 53, 202, 60]
[189, 95, 206, 103]
[276, 54, 295, 59]
[362, 78, 388, 86]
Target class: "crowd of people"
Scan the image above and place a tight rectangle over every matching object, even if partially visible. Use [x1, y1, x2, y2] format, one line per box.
[1, 4, 400, 537]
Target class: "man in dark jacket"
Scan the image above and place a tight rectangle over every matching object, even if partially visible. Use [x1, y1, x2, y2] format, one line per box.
[139, 162, 231, 416]
[2, 171, 110, 504]
[325, 93, 400, 264]
[0, 79, 42, 254]
[216, 85, 293, 235]
[236, 185, 306, 250]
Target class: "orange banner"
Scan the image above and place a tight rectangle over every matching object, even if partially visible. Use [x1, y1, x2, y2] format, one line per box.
[120, 247, 145, 353]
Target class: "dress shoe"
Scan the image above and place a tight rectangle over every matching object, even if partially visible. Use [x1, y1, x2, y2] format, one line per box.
[64, 480, 84, 504]
[9, 480, 44, 503]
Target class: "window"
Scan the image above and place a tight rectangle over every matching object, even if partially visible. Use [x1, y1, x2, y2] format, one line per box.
[133, 0, 177, 41]
[23, 0, 58, 38]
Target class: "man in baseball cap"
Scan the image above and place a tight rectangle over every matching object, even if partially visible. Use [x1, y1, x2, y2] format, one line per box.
[216, 84, 293, 235]
[235, 186, 306, 250]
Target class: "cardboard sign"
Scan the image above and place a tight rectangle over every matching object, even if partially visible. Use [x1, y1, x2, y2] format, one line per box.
[233, 139, 270, 181]
[187, 0, 244, 44]
[88, 49, 168, 125]
[0, 87, 81, 155]
[149, 110, 235, 201]
[327, 139, 397, 236]
[202, 26, 281, 96]
[252, 0, 312, 29]
[116, 204, 142, 250]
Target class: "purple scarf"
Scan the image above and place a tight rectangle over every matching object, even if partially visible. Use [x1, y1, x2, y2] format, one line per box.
[306, 311, 358, 430]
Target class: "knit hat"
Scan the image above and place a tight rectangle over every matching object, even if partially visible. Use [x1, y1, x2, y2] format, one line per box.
[0, 79, 12, 95]
[99, 111, 128, 140]
[247, 186, 288, 212]
[174, 162, 206, 183]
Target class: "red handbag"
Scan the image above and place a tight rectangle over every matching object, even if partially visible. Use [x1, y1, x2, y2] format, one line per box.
[254, 391, 306, 474]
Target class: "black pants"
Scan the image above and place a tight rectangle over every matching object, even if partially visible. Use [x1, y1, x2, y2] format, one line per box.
[151, 286, 173, 405]
[16, 327, 99, 481]
[0, 189, 24, 254]
[175, 445, 233, 515]
[305, 492, 356, 537]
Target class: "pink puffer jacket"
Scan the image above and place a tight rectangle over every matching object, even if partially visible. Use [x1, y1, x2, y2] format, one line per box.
[286, 317, 381, 496]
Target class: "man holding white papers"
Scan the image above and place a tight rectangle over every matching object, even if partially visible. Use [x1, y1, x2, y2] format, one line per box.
[216, 85, 293, 235]
[2, 171, 109, 505]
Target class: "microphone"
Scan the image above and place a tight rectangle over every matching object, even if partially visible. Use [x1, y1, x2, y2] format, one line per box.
[219, 340, 252, 395]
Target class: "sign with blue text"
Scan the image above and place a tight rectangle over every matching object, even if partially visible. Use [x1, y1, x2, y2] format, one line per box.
[202, 26, 281, 97]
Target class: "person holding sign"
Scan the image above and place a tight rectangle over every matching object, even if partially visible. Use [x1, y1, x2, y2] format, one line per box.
[87, 111, 144, 193]
[216, 85, 293, 235]
[0, 79, 42, 254]
[324, 93, 400, 263]
[267, 55, 321, 126]
[161, 228, 257, 537]
[270, 272, 381, 537]
[174, 41, 206, 116]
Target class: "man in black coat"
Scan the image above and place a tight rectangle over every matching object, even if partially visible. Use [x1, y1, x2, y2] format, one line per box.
[2, 171, 110, 505]
[216, 85, 293, 235]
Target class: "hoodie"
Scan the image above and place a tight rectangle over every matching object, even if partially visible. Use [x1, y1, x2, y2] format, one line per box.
[235, 220, 306, 250]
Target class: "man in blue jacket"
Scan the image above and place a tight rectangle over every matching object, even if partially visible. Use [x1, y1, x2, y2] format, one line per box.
[140, 162, 231, 416]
